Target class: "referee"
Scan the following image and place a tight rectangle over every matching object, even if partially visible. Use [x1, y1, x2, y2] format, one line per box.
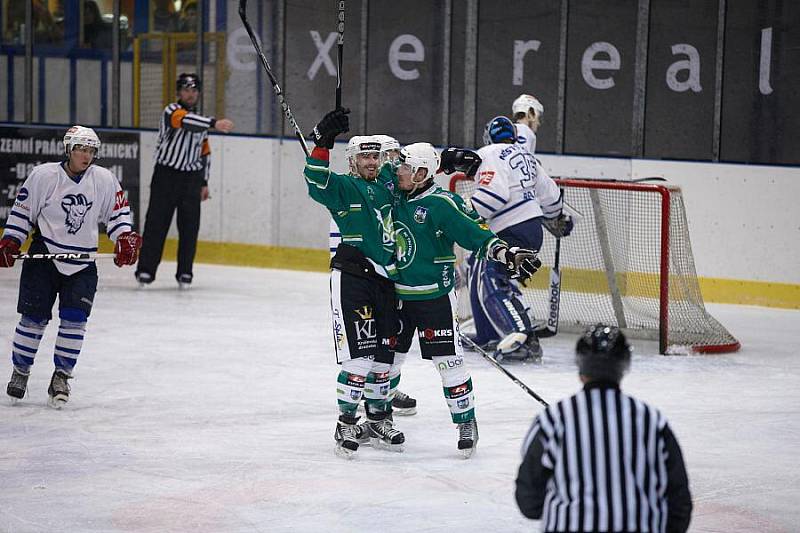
[515, 324, 692, 533]
[135, 73, 234, 288]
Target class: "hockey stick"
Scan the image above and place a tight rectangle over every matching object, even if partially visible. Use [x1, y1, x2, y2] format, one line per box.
[238, 0, 310, 157]
[13, 252, 116, 260]
[335, 1, 345, 108]
[459, 332, 549, 407]
[536, 236, 561, 339]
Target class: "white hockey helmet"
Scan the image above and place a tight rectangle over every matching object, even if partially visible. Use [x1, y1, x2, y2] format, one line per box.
[373, 134, 401, 164]
[345, 135, 381, 160]
[63, 125, 101, 159]
[512, 94, 544, 119]
[398, 142, 440, 182]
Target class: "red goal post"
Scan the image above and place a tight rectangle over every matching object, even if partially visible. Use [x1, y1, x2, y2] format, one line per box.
[448, 172, 740, 354]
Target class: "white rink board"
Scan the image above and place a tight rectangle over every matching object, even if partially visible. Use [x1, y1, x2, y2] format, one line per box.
[137, 134, 800, 285]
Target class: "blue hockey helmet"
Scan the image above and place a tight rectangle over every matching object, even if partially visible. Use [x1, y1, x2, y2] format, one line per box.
[482, 116, 517, 145]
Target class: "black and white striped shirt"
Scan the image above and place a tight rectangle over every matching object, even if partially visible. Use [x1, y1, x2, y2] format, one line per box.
[154, 102, 213, 173]
[515, 382, 692, 533]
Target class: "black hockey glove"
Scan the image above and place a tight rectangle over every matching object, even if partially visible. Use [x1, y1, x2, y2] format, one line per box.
[439, 147, 482, 177]
[542, 213, 574, 238]
[490, 244, 542, 282]
[309, 107, 350, 149]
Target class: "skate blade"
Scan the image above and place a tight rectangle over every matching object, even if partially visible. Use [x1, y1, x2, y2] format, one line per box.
[371, 438, 405, 453]
[334, 445, 358, 459]
[391, 407, 417, 416]
[460, 445, 477, 459]
[8, 396, 22, 405]
[47, 396, 68, 409]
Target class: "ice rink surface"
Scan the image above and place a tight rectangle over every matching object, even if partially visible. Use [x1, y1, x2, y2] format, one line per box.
[1, 262, 798, 533]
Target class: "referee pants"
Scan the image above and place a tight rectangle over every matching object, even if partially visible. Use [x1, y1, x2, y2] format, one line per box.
[136, 165, 204, 282]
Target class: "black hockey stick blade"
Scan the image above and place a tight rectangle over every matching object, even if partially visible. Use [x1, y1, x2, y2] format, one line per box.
[238, 0, 310, 156]
[460, 332, 549, 407]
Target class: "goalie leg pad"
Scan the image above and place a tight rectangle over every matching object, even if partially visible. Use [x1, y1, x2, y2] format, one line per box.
[11, 315, 48, 373]
[432, 355, 475, 424]
[471, 259, 534, 343]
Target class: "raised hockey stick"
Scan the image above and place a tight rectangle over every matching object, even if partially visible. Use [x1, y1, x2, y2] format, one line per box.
[459, 332, 549, 407]
[238, 0, 310, 157]
[13, 252, 116, 260]
[335, 1, 345, 108]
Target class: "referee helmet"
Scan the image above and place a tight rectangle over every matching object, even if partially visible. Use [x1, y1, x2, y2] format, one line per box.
[575, 324, 632, 382]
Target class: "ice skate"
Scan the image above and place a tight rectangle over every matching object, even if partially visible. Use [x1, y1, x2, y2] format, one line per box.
[7, 367, 29, 404]
[391, 390, 417, 416]
[457, 418, 479, 459]
[367, 415, 405, 452]
[496, 332, 543, 364]
[353, 422, 371, 447]
[135, 272, 153, 288]
[177, 274, 193, 290]
[47, 370, 72, 409]
[496, 331, 528, 354]
[334, 414, 361, 459]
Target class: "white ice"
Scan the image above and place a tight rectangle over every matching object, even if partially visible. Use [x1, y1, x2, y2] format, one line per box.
[1, 262, 798, 532]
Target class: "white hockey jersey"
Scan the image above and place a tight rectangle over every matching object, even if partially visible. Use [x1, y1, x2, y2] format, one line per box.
[515, 122, 537, 154]
[2, 162, 133, 275]
[471, 143, 561, 234]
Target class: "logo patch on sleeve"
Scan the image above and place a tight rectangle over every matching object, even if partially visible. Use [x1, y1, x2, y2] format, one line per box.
[413, 206, 428, 223]
[114, 190, 129, 210]
[478, 171, 495, 185]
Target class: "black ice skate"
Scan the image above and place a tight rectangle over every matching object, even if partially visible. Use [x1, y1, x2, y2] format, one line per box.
[334, 414, 361, 458]
[367, 413, 405, 452]
[391, 390, 418, 416]
[7, 367, 29, 403]
[135, 272, 153, 288]
[457, 418, 479, 459]
[47, 370, 72, 409]
[177, 274, 193, 290]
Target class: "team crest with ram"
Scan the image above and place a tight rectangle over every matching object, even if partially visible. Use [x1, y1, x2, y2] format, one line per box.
[61, 193, 93, 234]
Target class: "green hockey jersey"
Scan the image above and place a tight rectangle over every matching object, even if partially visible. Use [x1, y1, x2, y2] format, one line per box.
[304, 149, 397, 277]
[393, 184, 501, 301]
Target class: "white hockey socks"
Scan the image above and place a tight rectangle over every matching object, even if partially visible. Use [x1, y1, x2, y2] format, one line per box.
[432, 354, 476, 424]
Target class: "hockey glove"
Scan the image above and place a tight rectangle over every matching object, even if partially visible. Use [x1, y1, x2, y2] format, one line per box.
[542, 213, 574, 238]
[113, 231, 142, 267]
[490, 244, 542, 282]
[309, 107, 351, 149]
[0, 237, 21, 268]
[439, 147, 482, 177]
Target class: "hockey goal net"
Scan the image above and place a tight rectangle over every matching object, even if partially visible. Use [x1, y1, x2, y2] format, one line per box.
[449, 173, 740, 354]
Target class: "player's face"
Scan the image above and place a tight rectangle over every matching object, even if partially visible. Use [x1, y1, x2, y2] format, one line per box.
[355, 152, 380, 180]
[397, 164, 428, 191]
[178, 87, 200, 106]
[69, 145, 95, 172]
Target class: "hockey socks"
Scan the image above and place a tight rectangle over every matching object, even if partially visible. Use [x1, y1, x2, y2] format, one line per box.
[11, 315, 47, 373]
[54, 308, 88, 375]
[336, 371, 365, 416]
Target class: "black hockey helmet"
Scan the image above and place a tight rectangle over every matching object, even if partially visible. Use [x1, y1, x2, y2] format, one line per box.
[176, 72, 202, 92]
[575, 324, 632, 382]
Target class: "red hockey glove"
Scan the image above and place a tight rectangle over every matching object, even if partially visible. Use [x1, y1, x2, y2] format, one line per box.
[114, 231, 142, 267]
[0, 237, 21, 268]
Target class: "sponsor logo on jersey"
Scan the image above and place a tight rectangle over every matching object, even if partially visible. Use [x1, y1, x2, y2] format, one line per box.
[413, 206, 428, 223]
[333, 320, 345, 350]
[61, 193, 93, 234]
[17, 187, 29, 202]
[374, 205, 395, 253]
[114, 190, 129, 210]
[353, 306, 376, 346]
[394, 221, 416, 270]
[442, 264, 451, 288]
[448, 383, 469, 396]
[354, 305, 373, 320]
[478, 171, 495, 185]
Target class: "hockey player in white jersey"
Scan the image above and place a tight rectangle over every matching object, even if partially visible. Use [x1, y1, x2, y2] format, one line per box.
[511, 94, 544, 154]
[466, 116, 572, 361]
[1, 126, 142, 407]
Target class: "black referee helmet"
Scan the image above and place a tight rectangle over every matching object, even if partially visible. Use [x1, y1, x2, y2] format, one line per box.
[575, 324, 632, 382]
[176, 73, 202, 92]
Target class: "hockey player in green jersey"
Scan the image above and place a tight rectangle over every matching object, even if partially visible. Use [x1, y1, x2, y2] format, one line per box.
[390, 142, 541, 458]
[304, 109, 404, 458]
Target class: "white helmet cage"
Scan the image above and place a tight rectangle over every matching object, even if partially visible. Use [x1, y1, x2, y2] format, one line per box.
[512, 94, 544, 119]
[398, 142, 440, 186]
[63, 125, 101, 160]
[345, 135, 382, 176]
